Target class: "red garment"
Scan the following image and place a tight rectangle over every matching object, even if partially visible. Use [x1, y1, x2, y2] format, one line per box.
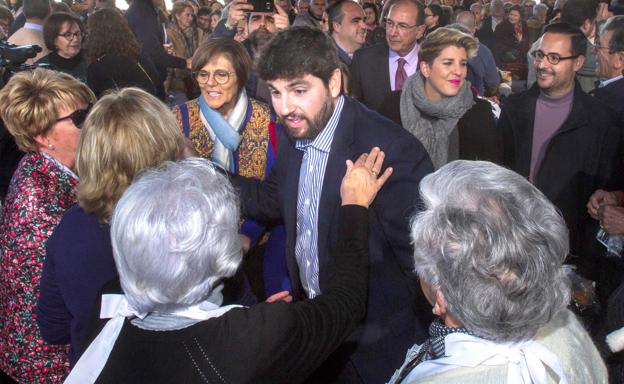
[0, 152, 77, 383]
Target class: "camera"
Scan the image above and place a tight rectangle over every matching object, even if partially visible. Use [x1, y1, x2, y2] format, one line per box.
[249, 0, 275, 13]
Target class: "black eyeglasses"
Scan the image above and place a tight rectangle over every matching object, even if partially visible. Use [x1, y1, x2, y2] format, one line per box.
[56, 104, 92, 128]
[58, 31, 85, 41]
[530, 49, 580, 65]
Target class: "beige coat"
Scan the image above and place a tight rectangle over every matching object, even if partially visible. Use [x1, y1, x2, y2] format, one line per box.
[8, 25, 49, 64]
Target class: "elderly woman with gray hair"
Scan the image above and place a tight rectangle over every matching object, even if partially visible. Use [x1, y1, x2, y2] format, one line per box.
[388, 160, 607, 384]
[65, 149, 392, 383]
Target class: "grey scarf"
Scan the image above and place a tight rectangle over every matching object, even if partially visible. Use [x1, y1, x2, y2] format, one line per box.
[400, 72, 474, 169]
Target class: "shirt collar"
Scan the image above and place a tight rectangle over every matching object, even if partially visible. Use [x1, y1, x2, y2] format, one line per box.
[24, 22, 43, 31]
[389, 42, 419, 65]
[295, 95, 345, 153]
[599, 74, 624, 88]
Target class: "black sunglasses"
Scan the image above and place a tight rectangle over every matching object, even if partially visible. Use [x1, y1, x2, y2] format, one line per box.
[56, 104, 92, 128]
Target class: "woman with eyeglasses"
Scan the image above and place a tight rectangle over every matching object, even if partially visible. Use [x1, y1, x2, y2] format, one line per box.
[36, 12, 88, 82]
[173, 39, 291, 299]
[85, 9, 164, 99]
[422, 4, 447, 38]
[0, 68, 95, 384]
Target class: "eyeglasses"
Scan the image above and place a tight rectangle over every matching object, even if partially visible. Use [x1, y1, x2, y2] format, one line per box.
[194, 69, 236, 85]
[58, 31, 85, 41]
[56, 104, 92, 128]
[385, 20, 419, 31]
[530, 49, 580, 65]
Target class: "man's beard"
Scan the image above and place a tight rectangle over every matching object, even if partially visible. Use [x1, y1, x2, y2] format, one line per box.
[248, 27, 274, 50]
[280, 93, 334, 141]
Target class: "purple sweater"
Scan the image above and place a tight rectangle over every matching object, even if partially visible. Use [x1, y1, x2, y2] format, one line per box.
[530, 87, 574, 182]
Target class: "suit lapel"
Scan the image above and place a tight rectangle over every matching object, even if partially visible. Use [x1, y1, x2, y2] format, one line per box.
[317, 98, 355, 290]
[378, 44, 391, 96]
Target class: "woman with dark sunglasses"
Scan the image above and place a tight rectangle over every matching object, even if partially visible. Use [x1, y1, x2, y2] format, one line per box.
[0, 68, 95, 384]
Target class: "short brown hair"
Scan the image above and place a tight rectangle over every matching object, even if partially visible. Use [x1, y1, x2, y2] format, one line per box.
[418, 26, 478, 65]
[191, 39, 251, 94]
[0, 68, 95, 152]
[43, 12, 84, 51]
[76, 88, 185, 223]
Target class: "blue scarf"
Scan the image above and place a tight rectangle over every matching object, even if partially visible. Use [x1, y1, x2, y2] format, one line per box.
[198, 95, 242, 172]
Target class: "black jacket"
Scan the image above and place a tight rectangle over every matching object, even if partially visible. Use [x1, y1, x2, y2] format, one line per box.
[590, 77, 624, 127]
[499, 82, 623, 278]
[125, 0, 186, 83]
[350, 42, 392, 113]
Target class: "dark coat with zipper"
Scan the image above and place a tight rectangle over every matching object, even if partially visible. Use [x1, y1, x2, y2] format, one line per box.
[499, 82, 623, 279]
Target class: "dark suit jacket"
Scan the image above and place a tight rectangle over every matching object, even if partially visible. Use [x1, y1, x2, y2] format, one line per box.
[350, 42, 391, 113]
[126, 0, 186, 83]
[475, 16, 497, 51]
[591, 77, 624, 127]
[232, 96, 433, 383]
[499, 82, 623, 279]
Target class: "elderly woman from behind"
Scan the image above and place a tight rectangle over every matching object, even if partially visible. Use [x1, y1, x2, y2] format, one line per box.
[392, 28, 501, 170]
[66, 150, 391, 383]
[388, 160, 608, 384]
[36, 88, 185, 367]
[0, 69, 95, 383]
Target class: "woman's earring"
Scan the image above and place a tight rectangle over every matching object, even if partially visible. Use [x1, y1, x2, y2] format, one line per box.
[47, 143, 55, 150]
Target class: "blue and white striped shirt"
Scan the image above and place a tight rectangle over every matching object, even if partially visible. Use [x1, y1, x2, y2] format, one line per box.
[294, 96, 345, 298]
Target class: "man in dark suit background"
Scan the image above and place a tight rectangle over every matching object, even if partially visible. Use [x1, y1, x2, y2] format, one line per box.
[591, 15, 624, 125]
[232, 27, 433, 383]
[350, 0, 425, 113]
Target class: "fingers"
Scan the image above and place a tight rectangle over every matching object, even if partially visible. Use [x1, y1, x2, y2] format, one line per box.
[376, 167, 393, 188]
[274, 1, 286, 15]
[364, 147, 380, 170]
[371, 149, 385, 175]
[265, 291, 292, 303]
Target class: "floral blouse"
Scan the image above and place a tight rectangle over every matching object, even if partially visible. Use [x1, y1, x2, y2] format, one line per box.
[0, 152, 78, 383]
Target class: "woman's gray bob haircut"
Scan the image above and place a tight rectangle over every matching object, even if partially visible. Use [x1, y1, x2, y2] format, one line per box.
[110, 158, 243, 313]
[411, 160, 571, 342]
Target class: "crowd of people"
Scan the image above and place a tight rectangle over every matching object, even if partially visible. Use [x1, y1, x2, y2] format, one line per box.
[0, 0, 624, 382]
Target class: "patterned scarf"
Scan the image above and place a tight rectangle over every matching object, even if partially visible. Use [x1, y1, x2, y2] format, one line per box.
[390, 318, 475, 383]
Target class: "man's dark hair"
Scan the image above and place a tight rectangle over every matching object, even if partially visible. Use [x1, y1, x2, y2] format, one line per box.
[327, 0, 349, 34]
[23, 0, 49, 19]
[544, 22, 588, 56]
[561, 0, 598, 27]
[256, 26, 341, 85]
[197, 5, 211, 17]
[603, 15, 624, 53]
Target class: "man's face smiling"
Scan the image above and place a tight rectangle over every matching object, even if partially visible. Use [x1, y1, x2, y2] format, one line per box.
[268, 70, 341, 140]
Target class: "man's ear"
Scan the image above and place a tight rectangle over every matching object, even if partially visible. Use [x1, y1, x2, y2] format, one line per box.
[573, 54, 586, 72]
[328, 67, 342, 98]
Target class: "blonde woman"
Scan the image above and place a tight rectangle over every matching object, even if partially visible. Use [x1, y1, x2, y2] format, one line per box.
[0, 68, 95, 383]
[36, 88, 185, 367]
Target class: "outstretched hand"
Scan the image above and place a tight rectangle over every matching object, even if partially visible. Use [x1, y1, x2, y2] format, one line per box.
[340, 147, 392, 208]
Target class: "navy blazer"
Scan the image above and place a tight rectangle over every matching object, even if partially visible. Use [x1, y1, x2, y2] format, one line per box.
[232, 96, 433, 383]
[350, 43, 392, 113]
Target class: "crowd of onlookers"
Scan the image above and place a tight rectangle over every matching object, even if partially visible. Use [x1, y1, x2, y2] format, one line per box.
[1, 0, 624, 382]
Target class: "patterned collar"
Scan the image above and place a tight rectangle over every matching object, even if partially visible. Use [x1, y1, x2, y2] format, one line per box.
[40, 151, 79, 181]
